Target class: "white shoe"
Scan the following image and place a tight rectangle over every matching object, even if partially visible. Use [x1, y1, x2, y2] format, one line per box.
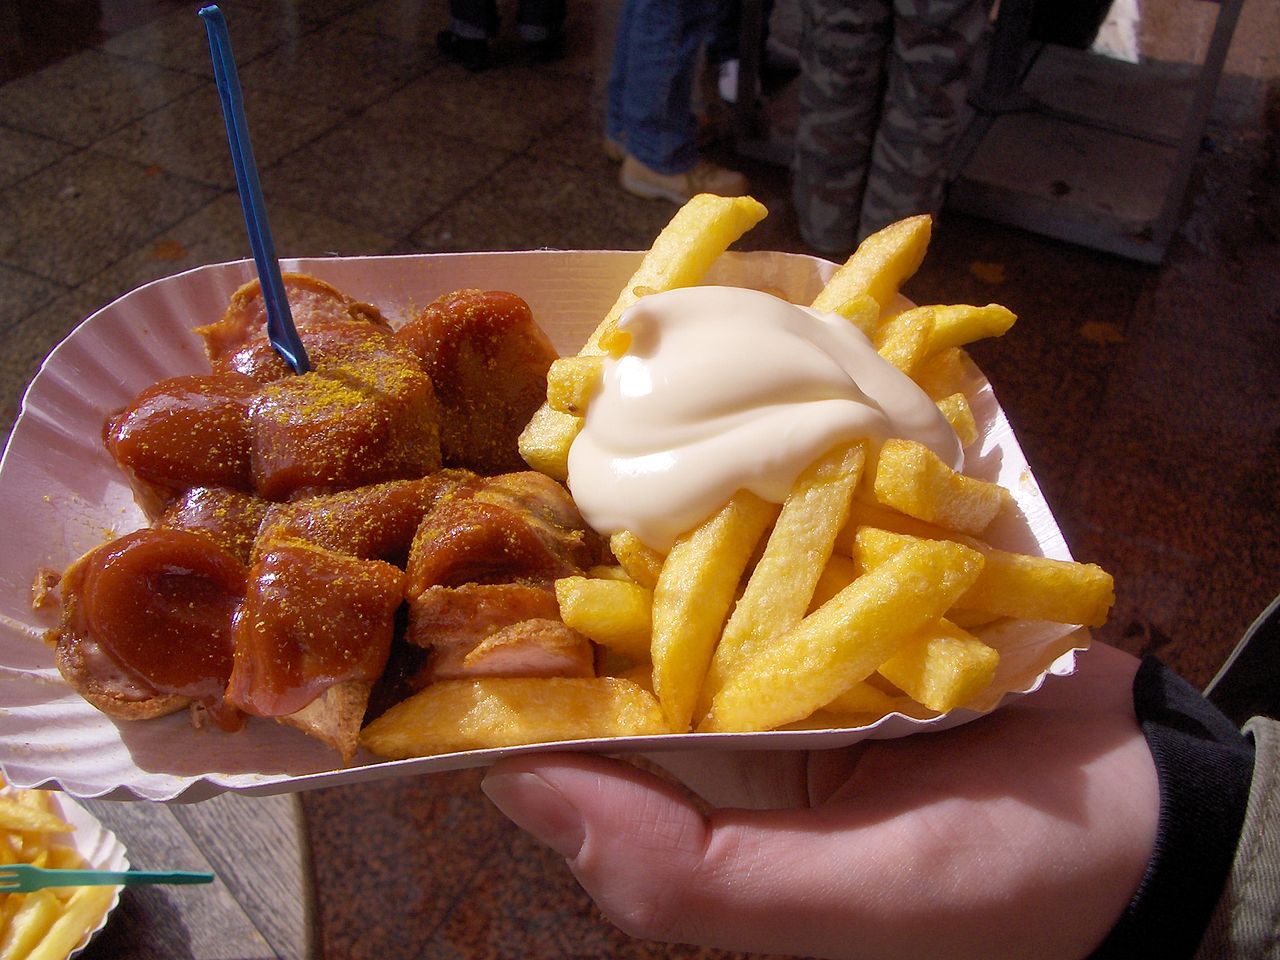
[619, 155, 749, 204]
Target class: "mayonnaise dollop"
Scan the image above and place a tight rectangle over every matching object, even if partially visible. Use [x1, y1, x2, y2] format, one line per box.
[566, 286, 961, 551]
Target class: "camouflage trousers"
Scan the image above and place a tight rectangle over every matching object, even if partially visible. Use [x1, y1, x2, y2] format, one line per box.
[792, 0, 989, 254]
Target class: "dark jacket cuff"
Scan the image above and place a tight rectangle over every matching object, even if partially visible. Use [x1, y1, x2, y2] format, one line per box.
[1088, 656, 1255, 960]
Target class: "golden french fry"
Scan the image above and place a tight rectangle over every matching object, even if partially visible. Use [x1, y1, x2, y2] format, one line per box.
[947, 608, 1005, 630]
[815, 292, 880, 336]
[0, 896, 18, 950]
[954, 548, 1115, 628]
[612, 662, 656, 695]
[702, 444, 865, 712]
[912, 346, 979, 401]
[555, 576, 652, 661]
[872, 305, 934, 374]
[651, 492, 778, 732]
[873, 438, 1010, 534]
[518, 194, 767, 480]
[585, 194, 768, 355]
[855, 526, 1115, 628]
[877, 619, 1000, 712]
[0, 801, 70, 837]
[700, 536, 984, 732]
[807, 552, 861, 613]
[924, 303, 1016, 355]
[936, 392, 979, 447]
[810, 215, 932, 330]
[360, 677, 669, 758]
[586, 564, 634, 582]
[21, 886, 114, 960]
[517, 405, 582, 482]
[835, 498, 969, 556]
[822, 680, 904, 716]
[608, 530, 665, 590]
[0, 889, 61, 960]
[545, 355, 604, 415]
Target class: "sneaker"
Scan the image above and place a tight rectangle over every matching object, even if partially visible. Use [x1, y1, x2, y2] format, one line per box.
[603, 135, 625, 163]
[619, 155, 749, 203]
[436, 29, 490, 72]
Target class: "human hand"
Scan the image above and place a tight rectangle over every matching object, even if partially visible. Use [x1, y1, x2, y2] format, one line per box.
[480, 642, 1159, 960]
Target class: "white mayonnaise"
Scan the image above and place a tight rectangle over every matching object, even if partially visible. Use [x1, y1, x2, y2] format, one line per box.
[566, 286, 961, 551]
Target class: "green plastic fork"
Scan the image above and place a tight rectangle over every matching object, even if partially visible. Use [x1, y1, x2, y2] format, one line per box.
[0, 864, 213, 892]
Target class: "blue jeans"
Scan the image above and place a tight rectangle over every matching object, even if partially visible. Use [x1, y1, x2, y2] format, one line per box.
[606, 0, 721, 175]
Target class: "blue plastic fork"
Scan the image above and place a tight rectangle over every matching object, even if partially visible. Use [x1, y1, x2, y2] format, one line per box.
[198, 4, 310, 374]
[0, 863, 214, 892]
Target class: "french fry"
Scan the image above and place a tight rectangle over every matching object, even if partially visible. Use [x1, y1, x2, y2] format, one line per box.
[612, 662, 656, 695]
[809, 214, 932, 332]
[0, 889, 60, 960]
[912, 346, 979, 401]
[823, 680, 904, 717]
[585, 564, 634, 582]
[518, 194, 767, 480]
[701, 443, 865, 714]
[650, 492, 778, 732]
[517, 405, 583, 482]
[700, 536, 984, 732]
[807, 552, 861, 612]
[608, 530, 665, 590]
[0, 801, 70, 837]
[872, 305, 934, 374]
[855, 526, 1116, 628]
[360, 677, 669, 758]
[555, 576, 652, 661]
[954, 546, 1115, 628]
[936, 392, 979, 447]
[923, 303, 1017, 355]
[545, 355, 604, 415]
[877, 619, 1000, 712]
[835, 498, 969, 556]
[873, 438, 1011, 534]
[22, 886, 115, 960]
[817, 292, 880, 336]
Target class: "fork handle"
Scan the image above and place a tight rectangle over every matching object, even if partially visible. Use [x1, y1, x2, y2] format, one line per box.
[34, 869, 213, 888]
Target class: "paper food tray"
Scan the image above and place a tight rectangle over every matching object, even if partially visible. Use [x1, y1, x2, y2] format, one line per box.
[0, 782, 129, 953]
[0, 251, 1088, 802]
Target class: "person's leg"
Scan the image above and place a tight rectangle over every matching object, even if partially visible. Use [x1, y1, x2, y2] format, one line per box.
[605, 0, 638, 151]
[857, 0, 987, 238]
[791, 0, 893, 255]
[615, 0, 719, 175]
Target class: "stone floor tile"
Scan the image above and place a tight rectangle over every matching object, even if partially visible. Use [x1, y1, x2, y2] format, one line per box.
[0, 48, 205, 147]
[0, 150, 218, 287]
[264, 90, 518, 240]
[0, 127, 75, 190]
[92, 81, 346, 189]
[0, 152, 217, 288]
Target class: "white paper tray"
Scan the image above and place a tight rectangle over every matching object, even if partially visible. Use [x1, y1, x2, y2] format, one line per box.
[0, 783, 128, 953]
[0, 251, 1087, 802]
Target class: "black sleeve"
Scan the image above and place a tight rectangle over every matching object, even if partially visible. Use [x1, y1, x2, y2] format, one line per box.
[1087, 656, 1256, 960]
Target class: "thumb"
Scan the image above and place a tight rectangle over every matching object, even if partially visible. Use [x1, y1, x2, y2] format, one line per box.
[480, 753, 710, 937]
[479, 752, 864, 957]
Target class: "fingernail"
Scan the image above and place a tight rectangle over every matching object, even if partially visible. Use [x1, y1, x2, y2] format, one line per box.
[481, 771, 586, 859]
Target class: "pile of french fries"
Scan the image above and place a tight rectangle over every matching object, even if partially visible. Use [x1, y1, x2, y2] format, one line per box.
[0, 779, 115, 960]
[360, 196, 1114, 759]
